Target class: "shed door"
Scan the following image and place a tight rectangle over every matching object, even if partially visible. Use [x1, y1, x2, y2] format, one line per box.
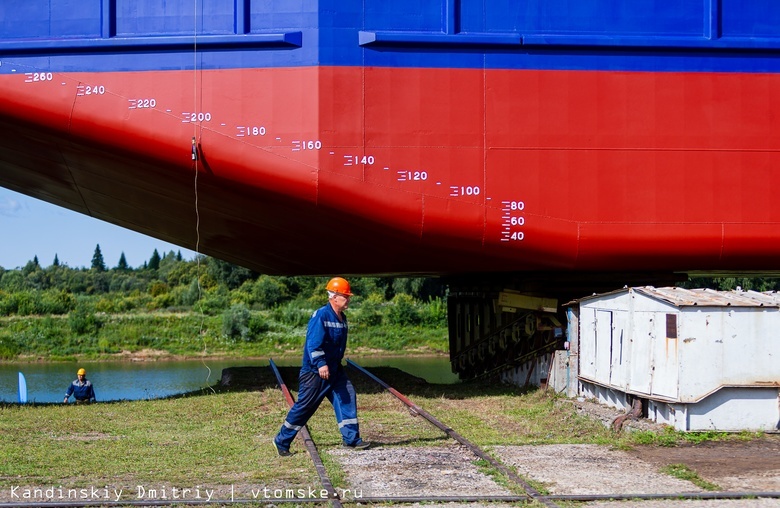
[650, 312, 679, 399]
[594, 310, 613, 383]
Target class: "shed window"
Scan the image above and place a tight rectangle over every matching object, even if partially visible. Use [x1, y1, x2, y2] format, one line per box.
[666, 314, 677, 339]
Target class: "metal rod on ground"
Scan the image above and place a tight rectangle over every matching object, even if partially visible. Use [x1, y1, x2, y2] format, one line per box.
[269, 359, 343, 508]
[546, 491, 780, 502]
[2, 490, 778, 508]
[348, 495, 528, 503]
[0, 500, 325, 508]
[345, 359, 561, 508]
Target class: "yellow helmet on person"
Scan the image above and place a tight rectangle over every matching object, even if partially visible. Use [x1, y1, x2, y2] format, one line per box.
[326, 277, 353, 296]
[77, 368, 86, 376]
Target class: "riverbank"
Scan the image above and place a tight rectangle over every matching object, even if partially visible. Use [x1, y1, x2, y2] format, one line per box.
[4, 347, 450, 364]
[0, 310, 448, 361]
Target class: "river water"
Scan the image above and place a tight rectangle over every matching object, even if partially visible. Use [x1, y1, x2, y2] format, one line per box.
[0, 356, 459, 403]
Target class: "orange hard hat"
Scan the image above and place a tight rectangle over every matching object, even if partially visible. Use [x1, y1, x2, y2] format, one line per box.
[326, 277, 353, 296]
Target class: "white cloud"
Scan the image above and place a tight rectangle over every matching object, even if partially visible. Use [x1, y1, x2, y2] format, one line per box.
[0, 196, 24, 217]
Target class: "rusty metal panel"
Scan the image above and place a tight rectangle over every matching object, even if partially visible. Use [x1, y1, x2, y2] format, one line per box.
[636, 286, 780, 308]
[575, 286, 780, 308]
[497, 291, 558, 313]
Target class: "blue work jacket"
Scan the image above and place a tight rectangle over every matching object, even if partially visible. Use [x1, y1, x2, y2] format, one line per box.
[301, 302, 348, 374]
[66, 379, 96, 401]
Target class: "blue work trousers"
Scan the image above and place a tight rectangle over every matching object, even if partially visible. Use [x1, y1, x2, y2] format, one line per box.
[275, 368, 360, 449]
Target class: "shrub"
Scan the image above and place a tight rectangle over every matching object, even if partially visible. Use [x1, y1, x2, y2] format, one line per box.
[355, 292, 384, 326]
[272, 301, 313, 328]
[195, 287, 230, 315]
[0, 334, 20, 359]
[68, 305, 103, 335]
[41, 289, 76, 314]
[116, 294, 151, 312]
[222, 303, 251, 340]
[10, 290, 75, 315]
[148, 281, 170, 297]
[252, 275, 289, 309]
[230, 288, 253, 306]
[0, 290, 17, 315]
[94, 296, 117, 314]
[248, 314, 269, 336]
[15, 291, 38, 315]
[419, 297, 447, 326]
[149, 293, 175, 310]
[386, 293, 420, 326]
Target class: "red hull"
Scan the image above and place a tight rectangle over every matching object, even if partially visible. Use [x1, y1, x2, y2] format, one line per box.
[1, 66, 779, 275]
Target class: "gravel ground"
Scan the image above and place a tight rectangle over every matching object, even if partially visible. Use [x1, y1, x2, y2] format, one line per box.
[327, 395, 780, 508]
[493, 444, 701, 495]
[328, 444, 513, 500]
[330, 442, 780, 507]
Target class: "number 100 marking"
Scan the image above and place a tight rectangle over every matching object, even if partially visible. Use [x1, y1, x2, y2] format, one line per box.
[450, 185, 481, 197]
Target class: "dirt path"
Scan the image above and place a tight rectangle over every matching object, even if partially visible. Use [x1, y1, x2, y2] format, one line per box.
[627, 435, 780, 492]
[331, 440, 780, 507]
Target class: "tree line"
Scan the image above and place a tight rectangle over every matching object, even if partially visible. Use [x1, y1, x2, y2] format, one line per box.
[1, 245, 778, 360]
[0, 245, 451, 359]
[0, 245, 447, 321]
[2, 244, 777, 318]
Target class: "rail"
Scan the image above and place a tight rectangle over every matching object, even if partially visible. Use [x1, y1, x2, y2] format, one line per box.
[1, 361, 778, 507]
[345, 359, 780, 506]
[345, 358, 561, 508]
[268, 359, 343, 508]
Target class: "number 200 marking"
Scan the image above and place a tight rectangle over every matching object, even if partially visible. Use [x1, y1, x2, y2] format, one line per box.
[190, 112, 211, 122]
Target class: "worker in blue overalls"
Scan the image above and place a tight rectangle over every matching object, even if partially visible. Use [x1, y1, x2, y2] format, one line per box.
[63, 368, 96, 403]
[273, 277, 369, 456]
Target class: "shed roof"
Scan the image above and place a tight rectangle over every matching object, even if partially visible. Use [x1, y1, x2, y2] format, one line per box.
[572, 286, 780, 308]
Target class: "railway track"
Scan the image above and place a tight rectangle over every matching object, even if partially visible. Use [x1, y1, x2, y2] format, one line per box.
[344, 359, 559, 507]
[0, 361, 778, 508]
[269, 358, 780, 507]
[268, 359, 344, 508]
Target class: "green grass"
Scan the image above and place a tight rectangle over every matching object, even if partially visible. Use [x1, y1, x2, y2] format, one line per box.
[0, 310, 448, 360]
[660, 464, 721, 491]
[0, 371, 755, 503]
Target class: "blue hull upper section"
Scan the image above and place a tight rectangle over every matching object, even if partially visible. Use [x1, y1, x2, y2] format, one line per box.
[3, 0, 780, 74]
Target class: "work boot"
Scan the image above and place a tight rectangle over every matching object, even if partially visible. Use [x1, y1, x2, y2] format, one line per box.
[343, 439, 370, 450]
[273, 438, 291, 457]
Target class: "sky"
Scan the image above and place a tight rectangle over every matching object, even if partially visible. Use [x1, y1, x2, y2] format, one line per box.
[0, 188, 198, 270]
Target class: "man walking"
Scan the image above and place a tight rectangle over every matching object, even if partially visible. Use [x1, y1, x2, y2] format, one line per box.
[273, 277, 369, 456]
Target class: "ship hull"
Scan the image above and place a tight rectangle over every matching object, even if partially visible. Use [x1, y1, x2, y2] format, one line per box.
[2, 64, 780, 275]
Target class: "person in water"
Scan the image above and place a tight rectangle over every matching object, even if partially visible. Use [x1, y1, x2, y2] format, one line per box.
[63, 367, 96, 403]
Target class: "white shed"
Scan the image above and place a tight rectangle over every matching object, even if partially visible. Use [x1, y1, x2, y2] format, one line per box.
[569, 287, 780, 431]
